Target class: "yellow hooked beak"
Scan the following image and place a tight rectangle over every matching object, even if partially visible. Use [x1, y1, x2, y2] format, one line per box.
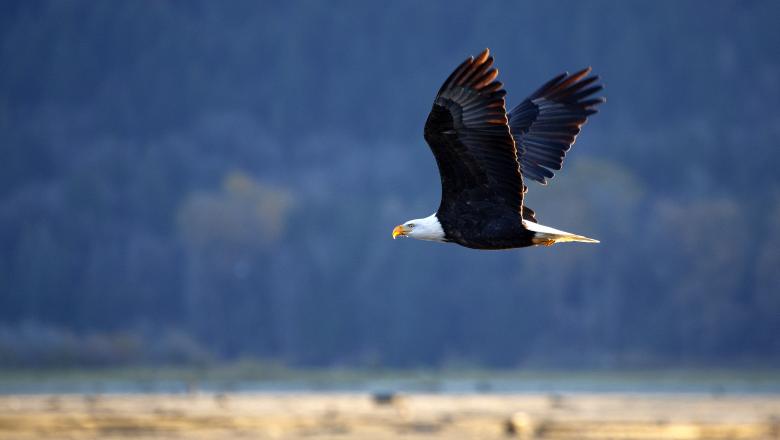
[392, 224, 408, 239]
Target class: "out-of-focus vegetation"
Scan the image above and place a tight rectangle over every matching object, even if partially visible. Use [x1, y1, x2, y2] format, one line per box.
[0, 1, 779, 369]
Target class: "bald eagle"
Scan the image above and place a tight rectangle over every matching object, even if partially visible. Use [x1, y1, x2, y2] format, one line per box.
[392, 49, 604, 249]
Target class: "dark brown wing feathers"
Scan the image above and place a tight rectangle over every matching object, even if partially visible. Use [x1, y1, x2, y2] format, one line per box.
[508, 67, 604, 185]
[424, 49, 524, 217]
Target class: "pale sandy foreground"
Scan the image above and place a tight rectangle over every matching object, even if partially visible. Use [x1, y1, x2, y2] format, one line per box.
[1, 393, 779, 440]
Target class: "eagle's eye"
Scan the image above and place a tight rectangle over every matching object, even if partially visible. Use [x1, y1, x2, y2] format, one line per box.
[407, 223, 415, 229]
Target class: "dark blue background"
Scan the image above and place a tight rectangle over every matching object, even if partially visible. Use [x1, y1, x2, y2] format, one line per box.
[1, 1, 778, 368]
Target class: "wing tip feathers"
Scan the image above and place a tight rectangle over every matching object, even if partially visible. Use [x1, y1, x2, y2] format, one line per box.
[476, 48, 490, 64]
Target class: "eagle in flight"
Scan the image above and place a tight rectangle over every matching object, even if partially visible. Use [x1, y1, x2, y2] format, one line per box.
[392, 48, 604, 250]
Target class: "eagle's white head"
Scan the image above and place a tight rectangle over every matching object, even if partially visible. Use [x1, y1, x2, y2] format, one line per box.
[392, 213, 446, 242]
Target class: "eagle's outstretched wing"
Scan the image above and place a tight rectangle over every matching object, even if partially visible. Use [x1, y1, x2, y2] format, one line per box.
[424, 49, 525, 219]
[508, 68, 604, 185]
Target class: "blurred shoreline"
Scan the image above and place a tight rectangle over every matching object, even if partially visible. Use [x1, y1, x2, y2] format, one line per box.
[1, 392, 779, 439]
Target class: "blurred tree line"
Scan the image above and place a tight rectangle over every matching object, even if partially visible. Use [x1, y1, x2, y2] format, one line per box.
[0, 1, 778, 368]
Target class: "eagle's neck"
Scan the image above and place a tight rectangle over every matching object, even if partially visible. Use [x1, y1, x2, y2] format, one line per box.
[414, 213, 446, 242]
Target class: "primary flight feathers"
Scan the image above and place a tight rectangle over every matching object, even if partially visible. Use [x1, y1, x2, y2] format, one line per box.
[392, 49, 604, 250]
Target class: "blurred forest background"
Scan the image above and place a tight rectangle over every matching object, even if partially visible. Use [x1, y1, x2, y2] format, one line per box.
[0, 1, 778, 370]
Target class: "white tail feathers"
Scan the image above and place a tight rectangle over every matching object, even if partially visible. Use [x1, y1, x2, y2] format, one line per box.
[523, 220, 599, 245]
